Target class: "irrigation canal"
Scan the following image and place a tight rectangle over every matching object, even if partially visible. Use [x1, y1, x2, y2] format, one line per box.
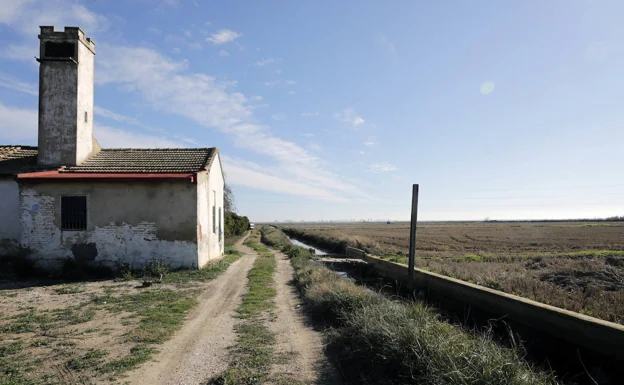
[284, 235, 622, 385]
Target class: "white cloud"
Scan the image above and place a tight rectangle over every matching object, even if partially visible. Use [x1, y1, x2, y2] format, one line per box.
[255, 58, 274, 66]
[275, 69, 282, 75]
[368, 162, 397, 173]
[359, 151, 365, 155]
[218, 50, 230, 57]
[271, 113, 286, 121]
[0, 72, 38, 95]
[252, 95, 263, 101]
[285, 80, 296, 86]
[308, 143, 321, 151]
[301, 133, 314, 137]
[0, 0, 109, 36]
[334, 108, 365, 127]
[288, 90, 296, 95]
[93, 44, 366, 200]
[363, 137, 375, 146]
[301, 112, 319, 117]
[1, 44, 35, 62]
[223, 156, 348, 202]
[147, 27, 162, 35]
[264, 80, 281, 86]
[0, 102, 38, 143]
[96, 125, 184, 148]
[206, 29, 242, 45]
[0, 102, 185, 148]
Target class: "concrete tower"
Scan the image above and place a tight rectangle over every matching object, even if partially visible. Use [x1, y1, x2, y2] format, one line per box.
[37, 26, 98, 167]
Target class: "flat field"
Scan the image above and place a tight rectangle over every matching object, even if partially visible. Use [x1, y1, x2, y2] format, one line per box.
[283, 221, 624, 324]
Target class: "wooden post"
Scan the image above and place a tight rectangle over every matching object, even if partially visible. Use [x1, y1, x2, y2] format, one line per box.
[408, 184, 419, 289]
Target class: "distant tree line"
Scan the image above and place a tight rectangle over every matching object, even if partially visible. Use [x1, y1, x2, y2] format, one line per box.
[224, 180, 250, 237]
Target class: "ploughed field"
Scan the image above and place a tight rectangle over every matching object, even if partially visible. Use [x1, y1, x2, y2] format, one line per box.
[283, 221, 624, 324]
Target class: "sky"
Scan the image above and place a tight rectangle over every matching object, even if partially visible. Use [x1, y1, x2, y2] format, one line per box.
[1, 0, 623, 222]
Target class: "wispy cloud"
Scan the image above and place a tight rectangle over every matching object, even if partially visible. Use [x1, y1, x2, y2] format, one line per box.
[264, 80, 281, 86]
[285, 80, 296, 86]
[93, 44, 366, 201]
[0, 102, 38, 143]
[0, 0, 110, 36]
[363, 137, 376, 146]
[1, 44, 35, 62]
[218, 50, 230, 57]
[333, 108, 365, 127]
[368, 162, 397, 173]
[287, 90, 296, 95]
[0, 72, 38, 95]
[0, 102, 183, 148]
[301, 112, 319, 117]
[302, 133, 314, 137]
[223, 156, 349, 202]
[206, 29, 242, 45]
[271, 113, 287, 121]
[255, 58, 274, 66]
[375, 34, 397, 62]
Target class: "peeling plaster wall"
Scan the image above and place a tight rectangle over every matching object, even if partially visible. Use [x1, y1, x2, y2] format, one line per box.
[19, 181, 198, 269]
[0, 178, 20, 255]
[197, 155, 224, 267]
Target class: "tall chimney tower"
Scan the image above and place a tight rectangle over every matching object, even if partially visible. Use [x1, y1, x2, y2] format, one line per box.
[37, 26, 97, 166]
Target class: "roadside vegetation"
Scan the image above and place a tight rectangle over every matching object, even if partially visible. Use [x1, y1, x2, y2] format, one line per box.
[284, 223, 624, 324]
[209, 232, 282, 384]
[262, 226, 559, 385]
[0, 246, 243, 385]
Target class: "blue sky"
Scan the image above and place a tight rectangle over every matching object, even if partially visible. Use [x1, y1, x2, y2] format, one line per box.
[1, 0, 623, 222]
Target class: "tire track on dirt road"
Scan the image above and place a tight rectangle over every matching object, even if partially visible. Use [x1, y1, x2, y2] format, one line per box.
[269, 249, 342, 385]
[125, 239, 255, 385]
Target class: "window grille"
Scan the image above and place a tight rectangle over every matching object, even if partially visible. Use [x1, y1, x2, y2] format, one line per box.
[61, 196, 87, 230]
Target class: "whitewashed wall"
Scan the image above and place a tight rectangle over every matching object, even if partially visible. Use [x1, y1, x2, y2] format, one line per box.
[197, 154, 225, 267]
[19, 181, 199, 269]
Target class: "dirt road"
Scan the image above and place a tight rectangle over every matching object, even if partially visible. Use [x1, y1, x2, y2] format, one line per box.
[270, 249, 341, 384]
[124, 239, 256, 385]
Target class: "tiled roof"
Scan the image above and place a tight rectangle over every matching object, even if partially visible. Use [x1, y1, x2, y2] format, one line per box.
[62, 148, 216, 173]
[0, 146, 39, 175]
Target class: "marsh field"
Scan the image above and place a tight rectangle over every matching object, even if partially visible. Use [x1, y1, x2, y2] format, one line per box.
[282, 221, 624, 324]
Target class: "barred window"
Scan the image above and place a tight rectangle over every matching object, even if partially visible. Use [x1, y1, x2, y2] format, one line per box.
[61, 196, 87, 230]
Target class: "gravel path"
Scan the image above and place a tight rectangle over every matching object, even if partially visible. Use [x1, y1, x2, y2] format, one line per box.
[124, 239, 255, 385]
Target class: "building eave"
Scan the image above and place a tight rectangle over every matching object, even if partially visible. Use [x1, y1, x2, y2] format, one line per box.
[16, 171, 196, 183]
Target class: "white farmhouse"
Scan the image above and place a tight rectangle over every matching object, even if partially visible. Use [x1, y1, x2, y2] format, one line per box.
[0, 26, 225, 269]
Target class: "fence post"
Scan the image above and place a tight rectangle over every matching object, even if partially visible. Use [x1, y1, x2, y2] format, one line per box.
[408, 184, 419, 289]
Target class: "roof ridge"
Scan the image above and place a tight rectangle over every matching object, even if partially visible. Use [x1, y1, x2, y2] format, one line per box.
[0, 145, 38, 149]
[100, 147, 216, 151]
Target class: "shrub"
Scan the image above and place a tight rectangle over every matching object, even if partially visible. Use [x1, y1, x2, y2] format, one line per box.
[260, 226, 290, 248]
[225, 212, 250, 237]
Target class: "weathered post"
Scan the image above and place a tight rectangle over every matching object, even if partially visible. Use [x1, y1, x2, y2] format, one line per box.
[408, 184, 419, 289]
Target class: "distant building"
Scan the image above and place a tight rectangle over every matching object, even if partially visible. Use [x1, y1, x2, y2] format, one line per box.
[0, 27, 225, 269]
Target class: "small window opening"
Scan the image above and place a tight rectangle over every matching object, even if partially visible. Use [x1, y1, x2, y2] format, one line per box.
[61, 196, 87, 231]
[45, 41, 75, 58]
[84, 111, 88, 123]
[219, 207, 222, 242]
[212, 191, 216, 234]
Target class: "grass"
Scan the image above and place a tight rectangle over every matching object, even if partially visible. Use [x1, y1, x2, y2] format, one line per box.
[268, 228, 559, 385]
[0, 245, 245, 383]
[209, 231, 279, 385]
